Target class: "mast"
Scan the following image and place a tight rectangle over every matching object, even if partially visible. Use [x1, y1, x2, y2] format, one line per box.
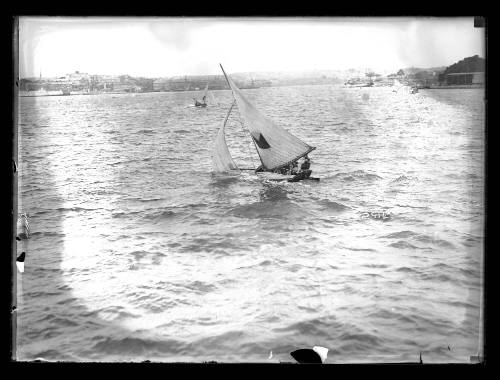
[202, 82, 209, 101]
[224, 100, 235, 124]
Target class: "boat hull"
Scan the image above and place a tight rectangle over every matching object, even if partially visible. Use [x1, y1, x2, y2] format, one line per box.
[257, 170, 319, 182]
[287, 170, 319, 182]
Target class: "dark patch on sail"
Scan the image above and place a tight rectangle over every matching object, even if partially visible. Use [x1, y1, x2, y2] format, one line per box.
[251, 133, 271, 149]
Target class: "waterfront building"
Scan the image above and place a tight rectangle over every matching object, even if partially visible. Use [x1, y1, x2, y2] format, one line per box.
[66, 71, 90, 84]
[437, 55, 485, 87]
[20, 79, 44, 91]
[442, 72, 484, 86]
[153, 79, 169, 91]
[92, 75, 121, 91]
[153, 75, 228, 92]
[44, 76, 73, 91]
[112, 82, 141, 92]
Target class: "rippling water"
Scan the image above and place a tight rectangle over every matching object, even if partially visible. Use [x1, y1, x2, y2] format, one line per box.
[16, 85, 485, 363]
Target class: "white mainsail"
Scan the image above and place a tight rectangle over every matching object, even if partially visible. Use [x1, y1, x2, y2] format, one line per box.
[220, 64, 315, 171]
[212, 102, 239, 172]
[209, 91, 218, 105]
[393, 79, 410, 93]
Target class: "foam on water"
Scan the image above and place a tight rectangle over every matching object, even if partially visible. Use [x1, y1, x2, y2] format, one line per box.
[16, 86, 484, 363]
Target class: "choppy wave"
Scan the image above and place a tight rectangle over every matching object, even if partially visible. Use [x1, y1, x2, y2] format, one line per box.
[331, 170, 382, 182]
[91, 336, 186, 356]
[382, 230, 419, 239]
[389, 241, 419, 249]
[391, 175, 419, 183]
[229, 200, 310, 219]
[136, 129, 155, 135]
[142, 209, 178, 220]
[317, 199, 350, 211]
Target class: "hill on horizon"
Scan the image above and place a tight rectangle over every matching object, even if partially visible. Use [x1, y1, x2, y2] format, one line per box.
[443, 55, 485, 75]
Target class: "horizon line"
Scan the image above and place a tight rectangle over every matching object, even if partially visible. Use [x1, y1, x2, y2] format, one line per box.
[20, 63, 457, 81]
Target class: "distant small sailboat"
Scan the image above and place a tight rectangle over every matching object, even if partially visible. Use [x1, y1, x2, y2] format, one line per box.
[393, 79, 417, 94]
[209, 91, 220, 105]
[392, 79, 403, 92]
[194, 83, 208, 107]
[363, 79, 374, 87]
[212, 64, 318, 182]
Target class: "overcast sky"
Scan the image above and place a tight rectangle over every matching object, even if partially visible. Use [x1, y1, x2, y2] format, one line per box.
[18, 17, 485, 78]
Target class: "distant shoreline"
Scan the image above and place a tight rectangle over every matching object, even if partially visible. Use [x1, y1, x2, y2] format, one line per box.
[19, 91, 132, 98]
[19, 83, 485, 98]
[19, 83, 333, 98]
[423, 84, 484, 90]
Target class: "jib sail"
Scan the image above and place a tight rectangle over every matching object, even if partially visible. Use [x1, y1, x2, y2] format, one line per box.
[212, 102, 239, 172]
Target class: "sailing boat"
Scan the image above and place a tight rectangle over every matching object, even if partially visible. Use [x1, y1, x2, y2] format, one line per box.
[209, 91, 219, 105]
[393, 78, 415, 94]
[392, 79, 403, 92]
[212, 64, 318, 182]
[194, 83, 208, 107]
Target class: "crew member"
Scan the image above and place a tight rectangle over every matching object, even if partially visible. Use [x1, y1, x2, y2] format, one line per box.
[301, 155, 311, 170]
[300, 155, 311, 178]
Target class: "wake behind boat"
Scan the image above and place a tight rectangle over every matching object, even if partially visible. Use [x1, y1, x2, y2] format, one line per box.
[212, 64, 319, 183]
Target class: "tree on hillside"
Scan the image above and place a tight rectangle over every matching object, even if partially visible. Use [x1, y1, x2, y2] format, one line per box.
[397, 69, 405, 76]
[444, 55, 485, 75]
